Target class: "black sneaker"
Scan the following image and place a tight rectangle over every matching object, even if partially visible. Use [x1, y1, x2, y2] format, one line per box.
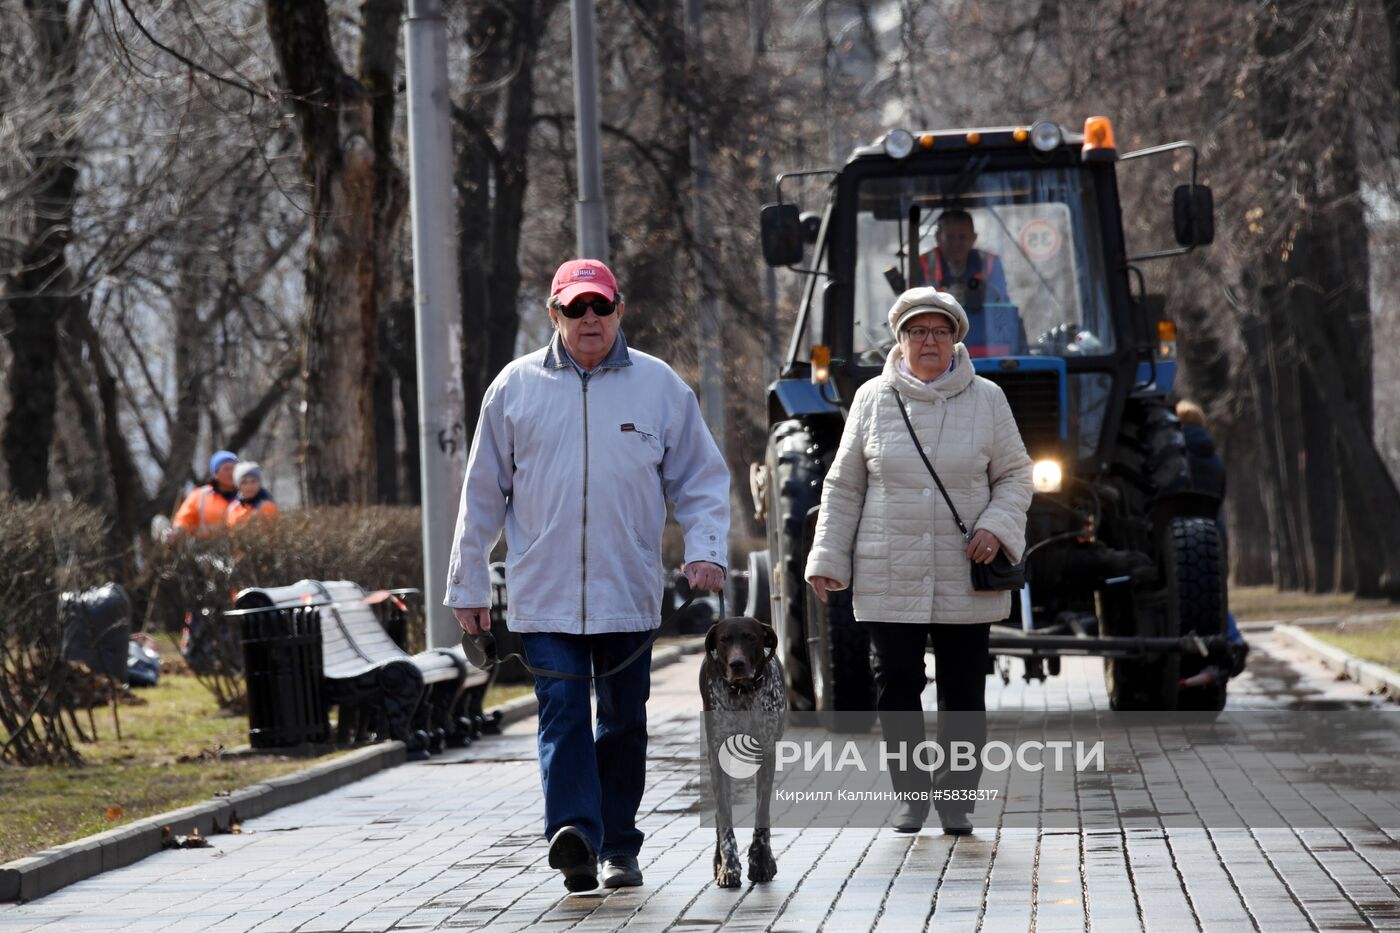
[600, 855, 643, 888]
[548, 826, 598, 892]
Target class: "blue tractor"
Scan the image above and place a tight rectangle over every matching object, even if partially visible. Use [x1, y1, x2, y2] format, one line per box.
[748, 118, 1235, 713]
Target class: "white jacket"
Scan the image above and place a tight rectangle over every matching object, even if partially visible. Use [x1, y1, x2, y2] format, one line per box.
[444, 332, 730, 634]
[805, 344, 1033, 624]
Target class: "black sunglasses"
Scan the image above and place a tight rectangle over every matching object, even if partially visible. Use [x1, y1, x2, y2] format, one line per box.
[559, 296, 617, 319]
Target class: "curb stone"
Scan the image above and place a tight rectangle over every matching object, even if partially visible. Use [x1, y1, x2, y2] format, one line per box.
[1237, 609, 1399, 632]
[1274, 623, 1400, 700]
[0, 742, 406, 904]
[0, 635, 706, 903]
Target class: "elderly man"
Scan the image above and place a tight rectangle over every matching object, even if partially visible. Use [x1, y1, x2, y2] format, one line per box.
[445, 258, 730, 893]
[918, 210, 1009, 306]
[919, 210, 1027, 356]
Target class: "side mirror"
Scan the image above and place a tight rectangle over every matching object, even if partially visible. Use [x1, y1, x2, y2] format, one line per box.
[1173, 184, 1214, 247]
[760, 203, 804, 267]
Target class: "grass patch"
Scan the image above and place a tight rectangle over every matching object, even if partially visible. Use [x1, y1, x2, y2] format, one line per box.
[1230, 586, 1396, 621]
[1309, 620, 1400, 672]
[0, 671, 352, 865]
[483, 683, 534, 707]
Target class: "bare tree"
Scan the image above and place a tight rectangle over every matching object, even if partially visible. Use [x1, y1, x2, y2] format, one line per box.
[263, 0, 404, 505]
[1, 0, 94, 500]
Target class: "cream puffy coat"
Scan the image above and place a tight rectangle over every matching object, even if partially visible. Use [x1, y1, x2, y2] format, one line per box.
[805, 344, 1033, 624]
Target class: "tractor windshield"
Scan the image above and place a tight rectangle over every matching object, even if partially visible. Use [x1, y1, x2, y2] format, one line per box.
[851, 165, 1116, 367]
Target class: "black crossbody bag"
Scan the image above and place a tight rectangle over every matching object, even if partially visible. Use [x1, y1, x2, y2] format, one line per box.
[891, 389, 1026, 591]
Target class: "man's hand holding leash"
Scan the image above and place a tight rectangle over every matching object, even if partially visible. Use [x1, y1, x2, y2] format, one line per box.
[684, 560, 725, 594]
[453, 606, 491, 635]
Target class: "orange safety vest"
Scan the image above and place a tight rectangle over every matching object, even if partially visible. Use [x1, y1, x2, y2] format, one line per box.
[172, 484, 235, 537]
[918, 247, 1001, 293]
[226, 498, 280, 528]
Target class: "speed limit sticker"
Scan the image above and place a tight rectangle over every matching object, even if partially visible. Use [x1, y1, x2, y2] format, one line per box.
[1019, 219, 1061, 262]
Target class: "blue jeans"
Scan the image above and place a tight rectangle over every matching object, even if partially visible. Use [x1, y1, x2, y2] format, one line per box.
[519, 630, 653, 860]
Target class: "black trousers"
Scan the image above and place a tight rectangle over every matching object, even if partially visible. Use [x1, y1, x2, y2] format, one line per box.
[866, 621, 990, 813]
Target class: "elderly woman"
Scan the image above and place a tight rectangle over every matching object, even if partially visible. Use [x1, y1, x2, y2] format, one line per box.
[806, 286, 1032, 835]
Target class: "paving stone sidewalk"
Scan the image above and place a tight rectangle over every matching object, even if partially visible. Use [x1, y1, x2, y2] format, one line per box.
[2, 632, 1398, 932]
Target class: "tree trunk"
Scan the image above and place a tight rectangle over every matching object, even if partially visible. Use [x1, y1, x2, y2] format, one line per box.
[1292, 308, 1400, 596]
[1245, 0, 1398, 593]
[265, 0, 383, 505]
[153, 258, 209, 512]
[72, 307, 149, 544]
[374, 348, 400, 505]
[455, 0, 559, 432]
[487, 0, 556, 380]
[1, 0, 81, 500]
[360, 0, 408, 504]
[1239, 313, 1291, 588]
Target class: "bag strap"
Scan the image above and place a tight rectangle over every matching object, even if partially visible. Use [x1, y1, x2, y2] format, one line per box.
[891, 388, 970, 539]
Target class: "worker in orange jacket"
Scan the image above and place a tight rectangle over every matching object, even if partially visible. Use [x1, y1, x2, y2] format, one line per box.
[172, 451, 239, 537]
[226, 461, 279, 527]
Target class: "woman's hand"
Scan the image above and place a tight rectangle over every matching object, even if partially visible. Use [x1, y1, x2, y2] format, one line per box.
[965, 530, 1003, 564]
[809, 575, 845, 604]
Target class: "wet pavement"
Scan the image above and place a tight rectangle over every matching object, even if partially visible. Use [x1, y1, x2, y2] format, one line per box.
[1, 630, 1397, 932]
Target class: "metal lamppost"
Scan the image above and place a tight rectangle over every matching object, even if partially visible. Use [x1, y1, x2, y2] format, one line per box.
[405, 0, 467, 649]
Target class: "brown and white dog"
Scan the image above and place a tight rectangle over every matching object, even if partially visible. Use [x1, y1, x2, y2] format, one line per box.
[700, 617, 786, 888]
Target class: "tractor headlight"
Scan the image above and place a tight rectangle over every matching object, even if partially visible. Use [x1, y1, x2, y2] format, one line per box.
[882, 128, 915, 159]
[1029, 121, 1062, 153]
[1033, 459, 1063, 493]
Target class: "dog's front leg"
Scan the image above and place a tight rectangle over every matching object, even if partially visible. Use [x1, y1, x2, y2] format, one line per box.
[747, 750, 778, 883]
[708, 742, 743, 888]
[714, 827, 741, 889]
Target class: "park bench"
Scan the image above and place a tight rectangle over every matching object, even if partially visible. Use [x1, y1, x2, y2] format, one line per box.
[232, 579, 495, 759]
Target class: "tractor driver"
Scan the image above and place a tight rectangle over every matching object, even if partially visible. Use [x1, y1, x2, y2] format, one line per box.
[919, 210, 1028, 356]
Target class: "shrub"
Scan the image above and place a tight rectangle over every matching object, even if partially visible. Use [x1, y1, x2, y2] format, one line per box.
[0, 495, 113, 765]
[139, 507, 426, 710]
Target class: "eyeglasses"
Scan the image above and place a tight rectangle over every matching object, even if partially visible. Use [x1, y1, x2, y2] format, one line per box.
[559, 297, 617, 319]
[902, 326, 954, 343]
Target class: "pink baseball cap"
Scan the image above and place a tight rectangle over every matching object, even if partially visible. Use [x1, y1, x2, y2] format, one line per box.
[550, 258, 618, 305]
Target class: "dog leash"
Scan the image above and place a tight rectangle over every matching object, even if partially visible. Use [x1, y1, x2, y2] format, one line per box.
[460, 591, 699, 682]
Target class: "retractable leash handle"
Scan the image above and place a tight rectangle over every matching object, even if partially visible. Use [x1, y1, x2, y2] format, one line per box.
[460, 579, 699, 682]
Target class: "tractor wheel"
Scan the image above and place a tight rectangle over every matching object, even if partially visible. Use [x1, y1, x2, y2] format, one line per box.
[1104, 515, 1226, 711]
[1117, 396, 1191, 498]
[1104, 652, 1178, 711]
[767, 420, 822, 707]
[1167, 517, 1228, 711]
[805, 587, 877, 732]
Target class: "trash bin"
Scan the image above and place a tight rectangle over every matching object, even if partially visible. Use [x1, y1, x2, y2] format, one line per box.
[236, 604, 330, 748]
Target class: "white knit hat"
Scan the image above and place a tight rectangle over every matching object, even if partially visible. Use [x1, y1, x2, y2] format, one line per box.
[233, 461, 262, 485]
